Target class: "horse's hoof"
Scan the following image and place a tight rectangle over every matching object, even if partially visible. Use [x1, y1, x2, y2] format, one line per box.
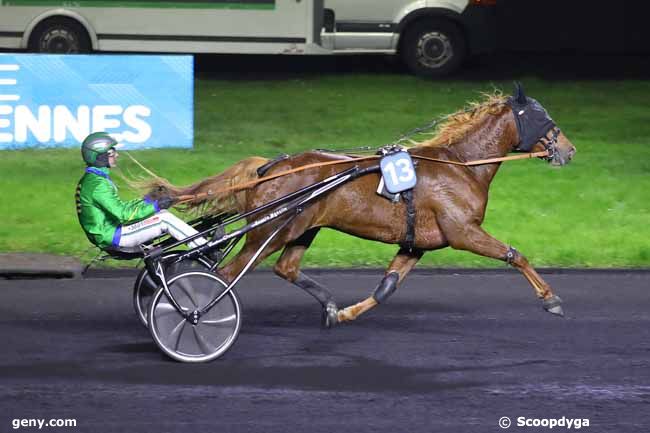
[542, 295, 564, 317]
[321, 302, 339, 329]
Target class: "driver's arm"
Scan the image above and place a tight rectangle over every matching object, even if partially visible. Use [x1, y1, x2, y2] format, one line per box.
[93, 179, 157, 224]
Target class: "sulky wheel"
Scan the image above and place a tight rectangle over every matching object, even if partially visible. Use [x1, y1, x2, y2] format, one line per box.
[132, 254, 210, 328]
[148, 270, 241, 363]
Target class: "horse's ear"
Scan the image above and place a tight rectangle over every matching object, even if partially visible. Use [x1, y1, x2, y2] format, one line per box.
[513, 81, 527, 104]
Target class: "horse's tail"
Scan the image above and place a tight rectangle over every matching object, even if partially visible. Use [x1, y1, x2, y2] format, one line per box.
[144, 156, 270, 216]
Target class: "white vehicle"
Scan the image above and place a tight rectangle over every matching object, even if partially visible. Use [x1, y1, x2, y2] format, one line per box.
[0, 0, 497, 76]
[323, 0, 497, 76]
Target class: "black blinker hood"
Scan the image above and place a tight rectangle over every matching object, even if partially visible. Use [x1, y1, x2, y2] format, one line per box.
[507, 83, 556, 152]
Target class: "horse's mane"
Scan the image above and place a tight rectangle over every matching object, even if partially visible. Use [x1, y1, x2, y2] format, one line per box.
[415, 92, 509, 148]
[127, 92, 511, 218]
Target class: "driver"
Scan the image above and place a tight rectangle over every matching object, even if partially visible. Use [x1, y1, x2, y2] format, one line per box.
[75, 132, 207, 251]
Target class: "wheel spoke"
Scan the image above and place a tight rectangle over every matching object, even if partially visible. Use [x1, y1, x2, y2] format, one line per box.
[193, 326, 216, 354]
[170, 319, 187, 352]
[155, 300, 185, 318]
[177, 278, 198, 308]
[201, 314, 236, 327]
[192, 274, 221, 307]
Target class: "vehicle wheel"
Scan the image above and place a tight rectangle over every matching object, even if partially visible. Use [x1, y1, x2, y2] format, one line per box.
[133, 254, 210, 328]
[148, 270, 241, 363]
[401, 20, 466, 78]
[28, 18, 91, 53]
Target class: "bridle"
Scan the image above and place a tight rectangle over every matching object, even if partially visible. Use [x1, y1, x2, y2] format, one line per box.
[508, 94, 560, 165]
[537, 126, 561, 162]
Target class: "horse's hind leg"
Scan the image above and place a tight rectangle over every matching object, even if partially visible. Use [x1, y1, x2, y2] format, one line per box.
[443, 223, 564, 316]
[335, 248, 424, 326]
[273, 228, 339, 327]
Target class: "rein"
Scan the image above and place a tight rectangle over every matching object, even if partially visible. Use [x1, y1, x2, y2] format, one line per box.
[411, 150, 549, 166]
[174, 149, 549, 204]
[175, 100, 558, 204]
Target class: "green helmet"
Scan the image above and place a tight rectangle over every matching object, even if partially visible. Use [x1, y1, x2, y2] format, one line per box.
[81, 132, 118, 166]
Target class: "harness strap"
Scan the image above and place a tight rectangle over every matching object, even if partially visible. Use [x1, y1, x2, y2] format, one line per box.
[401, 189, 416, 251]
[175, 151, 550, 204]
[256, 153, 289, 177]
[175, 155, 379, 204]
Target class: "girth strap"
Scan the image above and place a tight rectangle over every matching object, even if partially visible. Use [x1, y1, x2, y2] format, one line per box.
[401, 189, 416, 252]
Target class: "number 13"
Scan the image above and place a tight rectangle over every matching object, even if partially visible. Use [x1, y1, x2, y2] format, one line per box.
[384, 158, 415, 185]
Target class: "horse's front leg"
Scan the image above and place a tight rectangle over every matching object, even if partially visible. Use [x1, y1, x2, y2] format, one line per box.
[443, 222, 564, 316]
[335, 248, 424, 325]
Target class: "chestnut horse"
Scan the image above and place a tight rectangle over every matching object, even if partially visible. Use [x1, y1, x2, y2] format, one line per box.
[150, 85, 576, 327]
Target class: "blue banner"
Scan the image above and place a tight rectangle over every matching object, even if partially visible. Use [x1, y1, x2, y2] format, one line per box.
[0, 54, 193, 150]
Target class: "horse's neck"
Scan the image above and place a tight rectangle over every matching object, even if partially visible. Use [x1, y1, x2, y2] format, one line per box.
[449, 109, 517, 186]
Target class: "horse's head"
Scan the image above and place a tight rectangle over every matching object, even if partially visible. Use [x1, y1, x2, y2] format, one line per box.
[508, 83, 576, 166]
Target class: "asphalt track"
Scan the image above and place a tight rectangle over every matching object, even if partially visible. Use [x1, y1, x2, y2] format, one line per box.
[1, 270, 649, 433]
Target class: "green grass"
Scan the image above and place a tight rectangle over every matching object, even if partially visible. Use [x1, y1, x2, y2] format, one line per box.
[1, 77, 649, 268]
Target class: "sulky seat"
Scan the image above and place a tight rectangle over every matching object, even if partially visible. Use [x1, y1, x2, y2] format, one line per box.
[102, 245, 146, 261]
